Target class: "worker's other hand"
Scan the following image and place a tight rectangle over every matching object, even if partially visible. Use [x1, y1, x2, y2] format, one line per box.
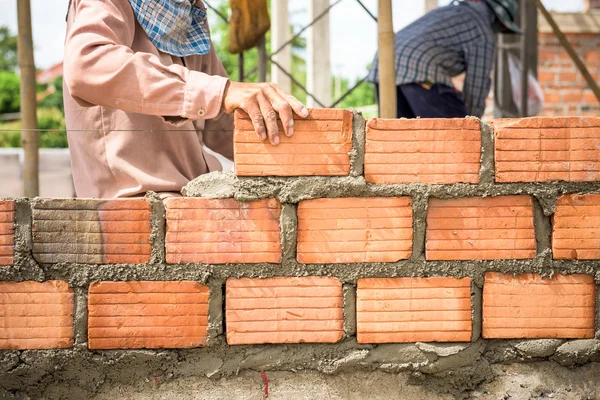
[222, 81, 309, 145]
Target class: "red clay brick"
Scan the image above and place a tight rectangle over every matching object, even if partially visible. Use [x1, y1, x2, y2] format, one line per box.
[492, 117, 600, 182]
[553, 194, 600, 259]
[483, 273, 595, 339]
[426, 196, 536, 260]
[0, 280, 74, 349]
[226, 277, 343, 344]
[297, 197, 412, 263]
[32, 198, 152, 264]
[165, 198, 281, 264]
[234, 108, 352, 176]
[88, 281, 209, 349]
[365, 118, 481, 184]
[0, 201, 15, 266]
[357, 277, 472, 343]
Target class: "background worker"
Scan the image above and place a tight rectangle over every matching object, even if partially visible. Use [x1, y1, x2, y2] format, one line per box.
[63, 0, 307, 199]
[368, 0, 521, 119]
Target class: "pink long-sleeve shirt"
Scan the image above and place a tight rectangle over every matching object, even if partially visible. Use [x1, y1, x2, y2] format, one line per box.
[63, 0, 233, 198]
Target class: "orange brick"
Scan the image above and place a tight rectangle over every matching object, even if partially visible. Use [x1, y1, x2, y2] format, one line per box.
[0, 200, 15, 266]
[88, 281, 209, 349]
[426, 196, 536, 260]
[356, 277, 472, 343]
[0, 281, 74, 349]
[234, 108, 352, 176]
[492, 116, 600, 182]
[553, 194, 600, 259]
[32, 198, 152, 264]
[537, 71, 555, 83]
[482, 273, 595, 339]
[165, 198, 281, 264]
[297, 197, 412, 263]
[364, 118, 481, 184]
[225, 277, 343, 344]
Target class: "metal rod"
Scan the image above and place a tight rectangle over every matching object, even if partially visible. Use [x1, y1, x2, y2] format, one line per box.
[534, 0, 600, 103]
[330, 76, 369, 108]
[203, 0, 229, 23]
[377, 0, 397, 118]
[520, 0, 529, 117]
[17, 0, 39, 197]
[270, 59, 326, 107]
[257, 35, 267, 82]
[355, 0, 377, 22]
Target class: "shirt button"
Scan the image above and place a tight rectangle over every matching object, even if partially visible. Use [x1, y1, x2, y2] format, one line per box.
[197, 108, 206, 118]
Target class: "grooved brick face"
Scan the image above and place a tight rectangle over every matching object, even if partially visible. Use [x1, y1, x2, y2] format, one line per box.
[365, 118, 481, 184]
[88, 281, 209, 349]
[482, 273, 595, 339]
[32, 198, 152, 264]
[233, 108, 352, 176]
[0, 201, 15, 266]
[165, 198, 281, 264]
[297, 197, 413, 263]
[493, 117, 600, 182]
[0, 280, 74, 350]
[356, 277, 472, 343]
[225, 277, 343, 344]
[553, 194, 600, 259]
[426, 196, 536, 260]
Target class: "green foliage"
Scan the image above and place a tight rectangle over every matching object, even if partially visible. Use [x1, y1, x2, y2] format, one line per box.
[0, 26, 17, 72]
[0, 108, 68, 148]
[38, 77, 65, 113]
[0, 71, 20, 113]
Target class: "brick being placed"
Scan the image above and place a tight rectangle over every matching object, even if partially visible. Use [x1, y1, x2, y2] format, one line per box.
[296, 197, 413, 263]
[426, 196, 536, 260]
[225, 277, 344, 345]
[553, 194, 600, 259]
[493, 116, 600, 182]
[0, 281, 74, 350]
[233, 108, 353, 176]
[165, 198, 281, 264]
[31, 198, 152, 264]
[482, 273, 596, 339]
[365, 118, 481, 184]
[0, 200, 15, 266]
[356, 277, 472, 343]
[88, 281, 209, 349]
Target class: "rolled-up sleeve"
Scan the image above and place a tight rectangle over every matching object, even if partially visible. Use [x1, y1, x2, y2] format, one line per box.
[64, 0, 228, 123]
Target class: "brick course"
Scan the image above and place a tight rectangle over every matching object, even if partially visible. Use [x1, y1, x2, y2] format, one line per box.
[553, 194, 600, 259]
[0, 201, 14, 266]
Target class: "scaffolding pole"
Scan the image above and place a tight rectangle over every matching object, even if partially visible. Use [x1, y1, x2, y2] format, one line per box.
[17, 0, 39, 197]
[378, 0, 396, 118]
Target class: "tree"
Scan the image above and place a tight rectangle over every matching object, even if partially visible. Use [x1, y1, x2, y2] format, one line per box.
[0, 26, 18, 72]
[0, 71, 20, 113]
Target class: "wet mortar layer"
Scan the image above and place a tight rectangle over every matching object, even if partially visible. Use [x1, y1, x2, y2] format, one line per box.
[342, 284, 356, 338]
[349, 110, 365, 178]
[147, 192, 166, 265]
[2, 338, 600, 400]
[479, 121, 495, 186]
[533, 196, 553, 256]
[471, 282, 482, 343]
[73, 287, 88, 349]
[279, 203, 297, 262]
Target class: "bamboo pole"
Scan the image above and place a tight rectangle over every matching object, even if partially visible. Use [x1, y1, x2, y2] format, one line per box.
[378, 0, 396, 118]
[17, 0, 39, 197]
[535, 0, 600, 103]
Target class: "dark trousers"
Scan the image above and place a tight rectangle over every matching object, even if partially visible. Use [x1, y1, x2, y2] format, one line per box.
[376, 83, 468, 118]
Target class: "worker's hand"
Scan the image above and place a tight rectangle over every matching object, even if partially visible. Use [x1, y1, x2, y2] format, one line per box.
[222, 81, 309, 145]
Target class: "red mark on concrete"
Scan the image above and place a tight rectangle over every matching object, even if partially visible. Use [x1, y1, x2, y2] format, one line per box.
[261, 371, 269, 398]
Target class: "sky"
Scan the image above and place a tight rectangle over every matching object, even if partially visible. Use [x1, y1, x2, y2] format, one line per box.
[0, 0, 586, 80]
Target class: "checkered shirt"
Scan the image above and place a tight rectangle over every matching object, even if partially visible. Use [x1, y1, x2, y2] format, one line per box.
[128, 0, 211, 57]
[367, 1, 496, 117]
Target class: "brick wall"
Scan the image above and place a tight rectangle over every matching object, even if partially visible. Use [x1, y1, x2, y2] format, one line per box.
[3, 110, 600, 395]
[537, 12, 600, 116]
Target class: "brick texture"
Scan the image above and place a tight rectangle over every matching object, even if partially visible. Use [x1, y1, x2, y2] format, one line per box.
[88, 281, 209, 349]
[226, 277, 343, 344]
[32, 199, 152, 264]
[553, 194, 600, 259]
[165, 198, 281, 264]
[493, 117, 600, 182]
[0, 281, 73, 349]
[426, 196, 536, 260]
[356, 277, 472, 343]
[483, 273, 595, 339]
[365, 118, 481, 184]
[0, 201, 15, 266]
[234, 108, 352, 176]
[297, 197, 413, 263]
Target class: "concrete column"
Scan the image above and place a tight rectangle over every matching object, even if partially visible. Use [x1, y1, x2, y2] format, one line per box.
[424, 0, 438, 12]
[270, 0, 292, 92]
[307, 0, 331, 108]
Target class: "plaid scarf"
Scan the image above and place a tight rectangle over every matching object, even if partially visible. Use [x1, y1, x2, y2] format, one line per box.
[127, 0, 211, 56]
